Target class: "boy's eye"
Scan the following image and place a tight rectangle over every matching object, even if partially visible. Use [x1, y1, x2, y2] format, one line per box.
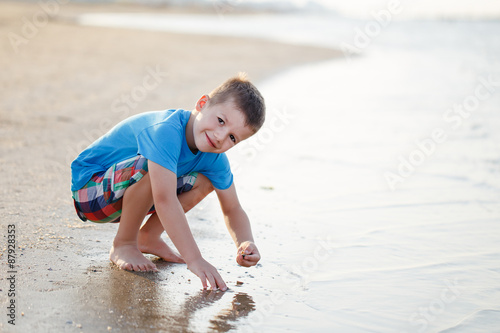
[230, 134, 236, 143]
[218, 117, 225, 125]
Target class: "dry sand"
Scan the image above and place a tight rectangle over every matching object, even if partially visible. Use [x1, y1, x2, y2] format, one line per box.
[0, 1, 339, 331]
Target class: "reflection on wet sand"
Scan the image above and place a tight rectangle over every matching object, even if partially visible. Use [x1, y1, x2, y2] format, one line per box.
[207, 292, 256, 332]
[79, 261, 255, 332]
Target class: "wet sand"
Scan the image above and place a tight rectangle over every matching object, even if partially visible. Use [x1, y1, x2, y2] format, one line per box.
[0, 1, 340, 332]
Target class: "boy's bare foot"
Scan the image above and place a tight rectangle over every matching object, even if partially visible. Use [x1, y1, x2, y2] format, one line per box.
[110, 243, 158, 272]
[138, 232, 185, 264]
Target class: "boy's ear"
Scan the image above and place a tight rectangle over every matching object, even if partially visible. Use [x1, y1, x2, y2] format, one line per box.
[195, 95, 210, 111]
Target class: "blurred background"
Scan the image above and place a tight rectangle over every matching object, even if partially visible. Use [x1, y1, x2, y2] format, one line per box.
[1, 0, 499, 332]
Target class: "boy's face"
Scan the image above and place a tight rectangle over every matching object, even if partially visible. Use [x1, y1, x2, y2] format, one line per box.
[192, 95, 255, 154]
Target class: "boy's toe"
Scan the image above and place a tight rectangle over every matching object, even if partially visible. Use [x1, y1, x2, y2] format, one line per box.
[121, 262, 132, 271]
[134, 264, 145, 272]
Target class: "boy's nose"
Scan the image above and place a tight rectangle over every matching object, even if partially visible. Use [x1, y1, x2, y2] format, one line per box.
[214, 128, 227, 142]
[213, 130, 220, 142]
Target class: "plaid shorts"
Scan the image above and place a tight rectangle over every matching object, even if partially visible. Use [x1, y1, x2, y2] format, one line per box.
[72, 155, 198, 223]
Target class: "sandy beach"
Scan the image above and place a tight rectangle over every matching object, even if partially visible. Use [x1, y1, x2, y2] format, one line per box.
[0, 1, 340, 332]
[3, 1, 500, 332]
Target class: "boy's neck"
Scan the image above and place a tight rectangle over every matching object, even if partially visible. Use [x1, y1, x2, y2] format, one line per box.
[185, 111, 199, 154]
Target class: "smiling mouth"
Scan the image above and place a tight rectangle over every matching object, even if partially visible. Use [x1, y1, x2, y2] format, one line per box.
[205, 133, 216, 148]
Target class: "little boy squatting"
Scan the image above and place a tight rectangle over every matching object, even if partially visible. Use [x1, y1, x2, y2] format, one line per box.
[70, 74, 264, 291]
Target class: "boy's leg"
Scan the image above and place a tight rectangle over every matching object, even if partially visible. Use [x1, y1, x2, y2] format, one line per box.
[110, 172, 158, 272]
[138, 173, 214, 261]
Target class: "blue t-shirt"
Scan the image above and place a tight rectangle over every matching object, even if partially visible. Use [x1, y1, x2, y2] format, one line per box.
[70, 109, 233, 191]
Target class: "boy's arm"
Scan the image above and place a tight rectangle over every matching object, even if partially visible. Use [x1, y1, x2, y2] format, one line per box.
[215, 183, 261, 267]
[148, 161, 227, 290]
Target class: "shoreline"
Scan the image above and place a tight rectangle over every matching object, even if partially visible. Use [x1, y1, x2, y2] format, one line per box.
[2, 2, 500, 332]
[0, 1, 340, 331]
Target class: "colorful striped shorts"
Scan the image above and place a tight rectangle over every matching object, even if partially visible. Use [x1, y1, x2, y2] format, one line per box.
[72, 155, 198, 223]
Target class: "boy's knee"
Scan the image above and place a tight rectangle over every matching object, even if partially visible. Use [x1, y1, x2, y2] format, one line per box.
[196, 173, 215, 194]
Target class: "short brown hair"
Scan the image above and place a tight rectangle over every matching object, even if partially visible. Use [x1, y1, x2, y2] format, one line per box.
[208, 73, 265, 133]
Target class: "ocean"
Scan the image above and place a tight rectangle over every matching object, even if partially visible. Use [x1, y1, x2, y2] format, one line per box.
[73, 1, 500, 332]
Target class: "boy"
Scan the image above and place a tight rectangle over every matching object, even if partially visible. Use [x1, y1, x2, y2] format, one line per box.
[71, 73, 264, 291]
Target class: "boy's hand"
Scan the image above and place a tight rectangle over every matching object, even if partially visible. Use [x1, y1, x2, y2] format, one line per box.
[187, 257, 227, 291]
[236, 241, 261, 267]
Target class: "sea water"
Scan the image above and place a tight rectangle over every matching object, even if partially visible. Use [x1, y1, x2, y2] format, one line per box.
[75, 3, 500, 332]
[234, 19, 500, 332]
